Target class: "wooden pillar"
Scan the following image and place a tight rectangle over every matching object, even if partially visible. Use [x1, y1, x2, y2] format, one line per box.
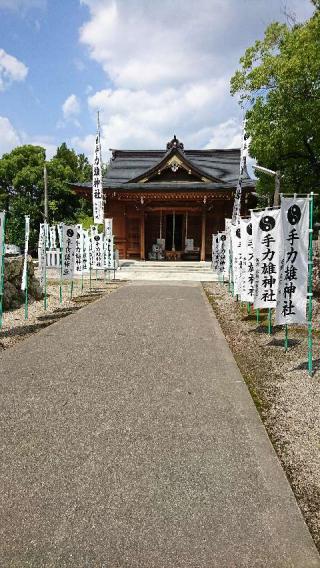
[200, 208, 206, 261]
[140, 211, 145, 260]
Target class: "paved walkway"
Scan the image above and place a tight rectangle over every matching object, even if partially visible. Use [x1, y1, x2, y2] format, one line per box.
[1, 282, 319, 567]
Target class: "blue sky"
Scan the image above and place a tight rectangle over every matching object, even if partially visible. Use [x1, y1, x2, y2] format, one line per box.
[0, 0, 315, 161]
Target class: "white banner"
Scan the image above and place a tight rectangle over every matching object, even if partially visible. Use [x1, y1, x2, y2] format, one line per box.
[104, 235, 114, 269]
[49, 225, 57, 249]
[224, 219, 231, 278]
[0, 211, 5, 282]
[21, 215, 30, 291]
[74, 224, 83, 275]
[57, 223, 63, 249]
[217, 232, 227, 276]
[275, 198, 309, 325]
[92, 232, 104, 269]
[92, 129, 104, 224]
[252, 209, 281, 309]
[61, 224, 77, 280]
[240, 219, 254, 302]
[38, 223, 47, 288]
[212, 234, 219, 271]
[231, 222, 242, 295]
[104, 218, 113, 238]
[82, 230, 90, 273]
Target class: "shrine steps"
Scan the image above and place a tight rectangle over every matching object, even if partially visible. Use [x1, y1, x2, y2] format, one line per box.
[117, 260, 219, 281]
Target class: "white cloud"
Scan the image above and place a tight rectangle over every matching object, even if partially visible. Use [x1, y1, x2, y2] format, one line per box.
[0, 116, 56, 159]
[62, 94, 80, 119]
[0, 49, 28, 91]
[0, 117, 21, 156]
[77, 0, 314, 155]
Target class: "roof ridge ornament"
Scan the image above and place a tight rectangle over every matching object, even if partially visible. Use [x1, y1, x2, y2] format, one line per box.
[166, 134, 184, 151]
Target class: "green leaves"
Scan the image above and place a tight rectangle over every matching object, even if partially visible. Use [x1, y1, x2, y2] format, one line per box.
[0, 142, 92, 251]
[231, 7, 320, 198]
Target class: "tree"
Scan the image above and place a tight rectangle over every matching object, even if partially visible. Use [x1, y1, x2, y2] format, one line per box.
[230, 5, 320, 200]
[0, 143, 92, 251]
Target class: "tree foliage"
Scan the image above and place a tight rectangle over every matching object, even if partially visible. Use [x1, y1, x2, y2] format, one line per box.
[230, 5, 320, 200]
[0, 143, 92, 251]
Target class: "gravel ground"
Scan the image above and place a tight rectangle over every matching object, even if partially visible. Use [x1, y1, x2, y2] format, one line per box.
[0, 277, 122, 351]
[203, 281, 320, 552]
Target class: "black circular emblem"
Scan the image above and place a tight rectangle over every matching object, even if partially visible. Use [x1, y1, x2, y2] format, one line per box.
[94, 235, 100, 241]
[236, 228, 241, 238]
[67, 229, 74, 237]
[246, 222, 252, 236]
[221, 234, 226, 241]
[287, 204, 301, 225]
[259, 215, 275, 232]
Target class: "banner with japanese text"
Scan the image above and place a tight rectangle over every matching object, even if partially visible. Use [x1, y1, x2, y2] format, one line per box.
[92, 129, 104, 224]
[231, 222, 242, 294]
[275, 198, 309, 325]
[104, 235, 114, 269]
[61, 224, 77, 280]
[252, 209, 281, 309]
[21, 216, 30, 291]
[240, 218, 254, 302]
[38, 223, 47, 288]
[217, 232, 227, 276]
[82, 230, 90, 273]
[49, 225, 57, 250]
[74, 224, 83, 275]
[92, 232, 104, 269]
[224, 219, 231, 278]
[212, 234, 219, 271]
[0, 211, 5, 279]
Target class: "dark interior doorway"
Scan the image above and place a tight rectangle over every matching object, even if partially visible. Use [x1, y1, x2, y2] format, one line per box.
[166, 214, 183, 250]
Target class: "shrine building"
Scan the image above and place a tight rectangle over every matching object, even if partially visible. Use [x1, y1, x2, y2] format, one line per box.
[72, 135, 256, 261]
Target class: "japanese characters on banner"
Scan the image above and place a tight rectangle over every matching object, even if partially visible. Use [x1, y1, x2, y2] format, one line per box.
[217, 232, 227, 276]
[49, 225, 57, 250]
[251, 209, 281, 309]
[57, 223, 63, 249]
[240, 218, 254, 303]
[93, 232, 104, 269]
[82, 230, 90, 273]
[224, 219, 231, 278]
[104, 218, 114, 270]
[61, 224, 77, 280]
[232, 120, 248, 223]
[275, 198, 309, 325]
[0, 211, 5, 280]
[38, 223, 48, 287]
[212, 234, 219, 271]
[231, 222, 242, 295]
[92, 123, 104, 224]
[21, 215, 30, 291]
[74, 224, 83, 275]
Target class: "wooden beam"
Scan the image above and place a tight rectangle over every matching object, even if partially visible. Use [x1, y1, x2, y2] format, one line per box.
[140, 211, 145, 260]
[200, 208, 206, 261]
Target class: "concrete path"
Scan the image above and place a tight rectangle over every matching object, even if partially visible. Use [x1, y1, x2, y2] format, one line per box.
[1, 282, 319, 568]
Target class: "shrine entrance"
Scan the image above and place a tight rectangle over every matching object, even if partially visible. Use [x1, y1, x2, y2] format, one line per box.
[166, 213, 183, 251]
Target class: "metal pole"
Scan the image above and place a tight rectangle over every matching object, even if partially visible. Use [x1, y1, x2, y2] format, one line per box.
[256, 309, 260, 324]
[0, 212, 6, 329]
[44, 164, 48, 223]
[273, 171, 281, 207]
[24, 263, 28, 320]
[284, 324, 288, 352]
[59, 229, 63, 304]
[44, 225, 48, 310]
[307, 192, 314, 375]
[268, 308, 272, 335]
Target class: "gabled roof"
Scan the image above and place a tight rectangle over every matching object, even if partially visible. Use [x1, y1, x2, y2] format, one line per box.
[72, 136, 255, 192]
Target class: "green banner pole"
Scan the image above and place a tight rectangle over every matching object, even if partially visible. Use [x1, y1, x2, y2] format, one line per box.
[256, 309, 260, 324]
[59, 231, 63, 304]
[70, 280, 74, 300]
[90, 263, 92, 291]
[81, 272, 84, 292]
[307, 192, 314, 376]
[24, 262, 28, 320]
[247, 302, 250, 315]
[284, 324, 288, 352]
[268, 308, 272, 335]
[0, 212, 6, 330]
[44, 229, 48, 310]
